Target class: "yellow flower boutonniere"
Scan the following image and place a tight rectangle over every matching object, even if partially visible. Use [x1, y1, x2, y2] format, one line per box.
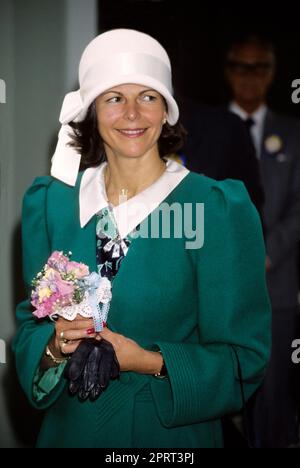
[264, 135, 283, 154]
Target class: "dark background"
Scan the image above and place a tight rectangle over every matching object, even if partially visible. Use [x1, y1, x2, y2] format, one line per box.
[99, 1, 300, 118]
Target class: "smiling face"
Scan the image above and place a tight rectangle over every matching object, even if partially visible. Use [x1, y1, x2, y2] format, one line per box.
[95, 84, 167, 161]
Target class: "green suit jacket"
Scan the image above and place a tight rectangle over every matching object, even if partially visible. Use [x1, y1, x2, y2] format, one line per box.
[13, 170, 271, 448]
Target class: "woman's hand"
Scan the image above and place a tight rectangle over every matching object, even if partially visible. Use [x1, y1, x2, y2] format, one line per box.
[49, 314, 97, 358]
[99, 327, 163, 374]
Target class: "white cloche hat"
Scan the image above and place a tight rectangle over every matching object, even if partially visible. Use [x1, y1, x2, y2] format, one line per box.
[51, 29, 179, 186]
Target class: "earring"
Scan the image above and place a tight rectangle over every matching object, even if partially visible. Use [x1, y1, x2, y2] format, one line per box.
[163, 118, 167, 125]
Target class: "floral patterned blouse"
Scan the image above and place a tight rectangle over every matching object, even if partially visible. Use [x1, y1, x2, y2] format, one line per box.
[96, 204, 133, 281]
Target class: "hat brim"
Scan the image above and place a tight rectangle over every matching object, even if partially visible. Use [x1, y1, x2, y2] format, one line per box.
[75, 75, 179, 126]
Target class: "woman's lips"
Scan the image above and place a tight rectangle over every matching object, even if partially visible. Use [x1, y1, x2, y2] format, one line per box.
[117, 128, 147, 138]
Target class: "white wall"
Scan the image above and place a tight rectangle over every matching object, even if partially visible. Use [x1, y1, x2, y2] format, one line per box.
[0, 0, 98, 448]
[0, 0, 17, 448]
[65, 0, 98, 91]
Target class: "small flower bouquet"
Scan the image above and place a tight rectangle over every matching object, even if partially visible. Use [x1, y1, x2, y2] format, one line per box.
[31, 251, 119, 402]
[31, 251, 111, 332]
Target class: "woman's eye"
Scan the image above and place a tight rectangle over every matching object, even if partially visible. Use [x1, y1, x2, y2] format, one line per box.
[141, 94, 157, 102]
[107, 96, 122, 103]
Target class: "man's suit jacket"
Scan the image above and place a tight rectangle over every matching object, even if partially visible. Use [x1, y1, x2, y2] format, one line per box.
[179, 98, 265, 216]
[261, 110, 300, 308]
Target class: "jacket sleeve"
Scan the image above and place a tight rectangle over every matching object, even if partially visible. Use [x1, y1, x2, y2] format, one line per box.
[12, 177, 67, 409]
[150, 179, 271, 427]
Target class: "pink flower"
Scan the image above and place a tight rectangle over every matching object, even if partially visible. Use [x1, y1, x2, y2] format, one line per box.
[54, 275, 74, 301]
[47, 251, 69, 271]
[43, 269, 73, 299]
[32, 298, 55, 318]
[66, 261, 90, 278]
[31, 251, 92, 319]
[33, 306, 48, 319]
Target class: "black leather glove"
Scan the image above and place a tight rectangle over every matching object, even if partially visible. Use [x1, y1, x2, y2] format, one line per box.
[64, 338, 95, 396]
[64, 338, 120, 401]
[98, 338, 120, 380]
[81, 338, 120, 401]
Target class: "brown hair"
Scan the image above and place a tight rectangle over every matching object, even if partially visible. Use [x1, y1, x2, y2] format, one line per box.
[68, 102, 187, 170]
[226, 34, 276, 65]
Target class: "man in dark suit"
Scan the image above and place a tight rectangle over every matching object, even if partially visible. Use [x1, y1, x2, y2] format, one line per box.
[226, 34, 300, 448]
[174, 96, 265, 447]
[179, 97, 265, 217]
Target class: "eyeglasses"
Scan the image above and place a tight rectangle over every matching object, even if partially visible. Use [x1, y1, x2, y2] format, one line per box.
[226, 60, 273, 76]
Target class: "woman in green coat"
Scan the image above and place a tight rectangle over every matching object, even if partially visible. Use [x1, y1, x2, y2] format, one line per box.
[13, 29, 271, 448]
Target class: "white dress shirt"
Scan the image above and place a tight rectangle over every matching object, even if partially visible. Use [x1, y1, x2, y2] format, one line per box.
[229, 102, 268, 158]
[79, 158, 190, 239]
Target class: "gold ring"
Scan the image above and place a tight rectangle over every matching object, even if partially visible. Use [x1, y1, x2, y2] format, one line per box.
[61, 341, 68, 353]
[60, 331, 65, 340]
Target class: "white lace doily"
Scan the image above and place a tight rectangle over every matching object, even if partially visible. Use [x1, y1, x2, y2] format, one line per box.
[50, 276, 112, 321]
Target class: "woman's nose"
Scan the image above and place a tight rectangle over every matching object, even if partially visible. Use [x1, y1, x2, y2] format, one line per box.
[124, 101, 140, 121]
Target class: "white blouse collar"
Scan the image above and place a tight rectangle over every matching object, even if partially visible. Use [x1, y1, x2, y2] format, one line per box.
[79, 158, 190, 239]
